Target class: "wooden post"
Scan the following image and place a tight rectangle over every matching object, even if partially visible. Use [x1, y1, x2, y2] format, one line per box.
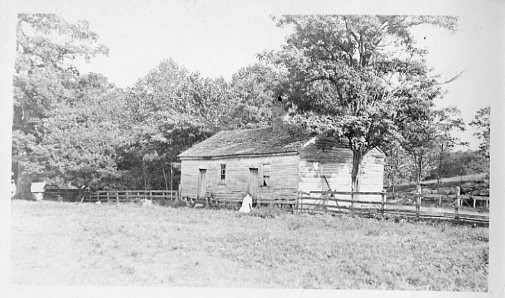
[381, 190, 385, 214]
[295, 193, 300, 213]
[170, 164, 174, 192]
[351, 191, 355, 213]
[455, 186, 460, 221]
[178, 184, 182, 205]
[415, 194, 420, 219]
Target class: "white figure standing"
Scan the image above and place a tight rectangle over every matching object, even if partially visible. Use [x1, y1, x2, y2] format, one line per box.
[239, 193, 253, 213]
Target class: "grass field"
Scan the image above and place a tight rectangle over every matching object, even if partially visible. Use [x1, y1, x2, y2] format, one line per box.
[11, 200, 488, 290]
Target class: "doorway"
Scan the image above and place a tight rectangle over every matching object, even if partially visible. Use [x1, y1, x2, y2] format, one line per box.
[197, 169, 207, 198]
[248, 168, 258, 202]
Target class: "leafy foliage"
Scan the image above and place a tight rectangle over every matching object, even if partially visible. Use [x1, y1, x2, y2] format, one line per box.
[261, 15, 458, 192]
[425, 150, 489, 180]
[227, 63, 281, 129]
[38, 75, 129, 189]
[469, 106, 490, 158]
[12, 13, 109, 196]
[12, 13, 478, 193]
[399, 106, 465, 190]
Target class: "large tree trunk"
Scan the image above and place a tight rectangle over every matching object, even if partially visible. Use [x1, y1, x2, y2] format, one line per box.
[14, 164, 33, 200]
[416, 153, 423, 197]
[351, 150, 365, 205]
[160, 161, 168, 190]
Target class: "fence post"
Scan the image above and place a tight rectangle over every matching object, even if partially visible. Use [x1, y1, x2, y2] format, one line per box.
[455, 186, 460, 221]
[381, 190, 386, 214]
[351, 191, 355, 213]
[415, 194, 420, 219]
[178, 184, 182, 205]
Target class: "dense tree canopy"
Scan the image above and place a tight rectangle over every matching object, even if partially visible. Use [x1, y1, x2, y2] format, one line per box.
[227, 64, 281, 129]
[399, 106, 465, 192]
[12, 13, 485, 195]
[261, 15, 458, 193]
[12, 13, 109, 196]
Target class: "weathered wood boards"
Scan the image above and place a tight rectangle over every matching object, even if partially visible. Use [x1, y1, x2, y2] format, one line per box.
[180, 154, 300, 204]
[179, 133, 386, 206]
[298, 190, 489, 224]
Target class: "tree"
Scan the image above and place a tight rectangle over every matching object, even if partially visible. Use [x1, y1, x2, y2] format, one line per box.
[261, 15, 457, 196]
[227, 63, 281, 129]
[425, 150, 488, 180]
[400, 107, 464, 193]
[432, 106, 465, 191]
[117, 59, 231, 190]
[12, 13, 108, 197]
[384, 144, 412, 195]
[38, 75, 129, 192]
[469, 106, 490, 159]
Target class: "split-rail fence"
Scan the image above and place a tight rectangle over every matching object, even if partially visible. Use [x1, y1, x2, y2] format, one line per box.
[297, 187, 489, 224]
[36, 187, 488, 224]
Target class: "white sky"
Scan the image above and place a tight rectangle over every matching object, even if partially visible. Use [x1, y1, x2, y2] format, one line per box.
[2, 0, 504, 149]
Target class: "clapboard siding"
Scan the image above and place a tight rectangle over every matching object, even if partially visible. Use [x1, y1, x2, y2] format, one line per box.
[299, 144, 384, 201]
[180, 154, 300, 202]
[181, 138, 385, 204]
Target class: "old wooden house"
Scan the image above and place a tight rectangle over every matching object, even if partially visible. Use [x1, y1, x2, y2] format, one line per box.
[178, 98, 385, 206]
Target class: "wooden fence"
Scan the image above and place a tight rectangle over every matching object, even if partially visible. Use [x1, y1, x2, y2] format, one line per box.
[298, 188, 489, 224]
[85, 190, 179, 203]
[37, 187, 488, 224]
[209, 197, 298, 209]
[38, 189, 179, 204]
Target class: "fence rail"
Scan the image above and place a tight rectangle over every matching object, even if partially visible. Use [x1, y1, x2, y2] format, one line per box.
[86, 190, 179, 203]
[35, 187, 488, 224]
[298, 187, 489, 224]
[38, 189, 179, 204]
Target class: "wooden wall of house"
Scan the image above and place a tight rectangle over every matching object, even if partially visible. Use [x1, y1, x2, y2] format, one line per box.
[299, 144, 384, 202]
[180, 154, 300, 202]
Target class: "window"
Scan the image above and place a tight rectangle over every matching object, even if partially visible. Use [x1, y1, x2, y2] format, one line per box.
[262, 163, 271, 187]
[220, 164, 226, 181]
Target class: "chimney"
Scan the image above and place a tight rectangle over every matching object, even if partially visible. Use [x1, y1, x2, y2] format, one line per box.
[272, 96, 286, 132]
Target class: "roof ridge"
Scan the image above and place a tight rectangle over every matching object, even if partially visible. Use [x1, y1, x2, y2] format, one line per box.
[178, 126, 310, 158]
[220, 126, 271, 133]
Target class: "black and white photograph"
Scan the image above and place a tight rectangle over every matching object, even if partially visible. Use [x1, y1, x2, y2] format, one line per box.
[1, 0, 504, 297]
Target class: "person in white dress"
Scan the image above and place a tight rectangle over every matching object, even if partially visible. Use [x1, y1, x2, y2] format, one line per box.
[239, 193, 253, 213]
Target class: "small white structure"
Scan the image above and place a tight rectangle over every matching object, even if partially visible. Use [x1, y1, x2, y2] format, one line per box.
[30, 182, 47, 201]
[239, 193, 253, 213]
[141, 199, 153, 207]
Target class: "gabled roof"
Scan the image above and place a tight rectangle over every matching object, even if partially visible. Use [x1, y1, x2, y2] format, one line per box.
[179, 127, 311, 159]
[178, 126, 354, 159]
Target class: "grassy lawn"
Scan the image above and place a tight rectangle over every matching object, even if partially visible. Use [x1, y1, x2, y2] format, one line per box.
[11, 200, 488, 290]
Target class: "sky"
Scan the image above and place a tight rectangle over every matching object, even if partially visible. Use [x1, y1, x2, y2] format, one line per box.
[1, 0, 504, 150]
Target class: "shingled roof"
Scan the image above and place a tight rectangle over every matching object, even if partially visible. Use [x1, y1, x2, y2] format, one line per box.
[179, 127, 312, 158]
